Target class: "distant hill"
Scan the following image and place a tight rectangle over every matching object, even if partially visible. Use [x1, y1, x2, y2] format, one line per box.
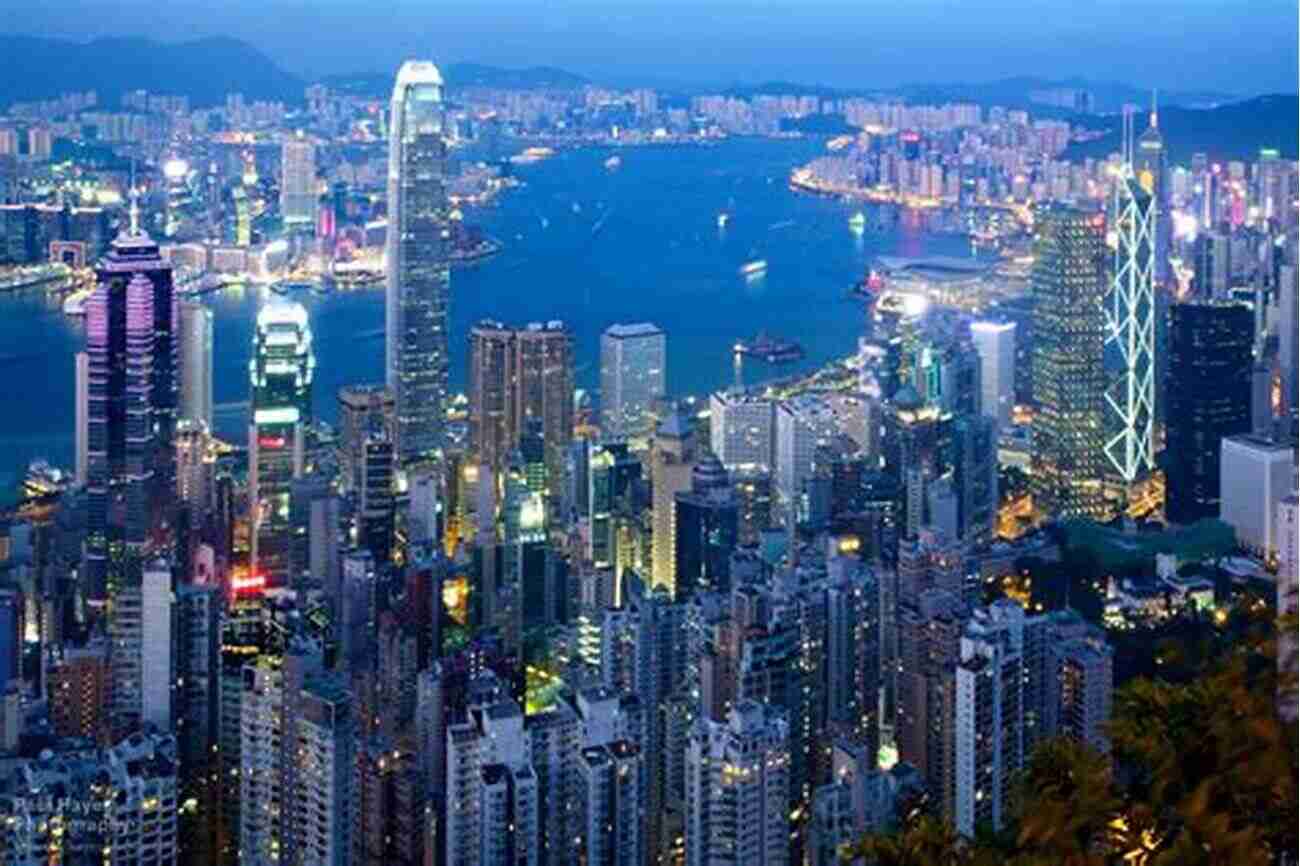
[1064, 94, 1298, 163]
[321, 63, 589, 100]
[0, 35, 303, 108]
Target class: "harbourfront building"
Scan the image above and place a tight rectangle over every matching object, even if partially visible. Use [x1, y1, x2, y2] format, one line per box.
[386, 60, 451, 462]
[280, 133, 318, 227]
[249, 299, 314, 585]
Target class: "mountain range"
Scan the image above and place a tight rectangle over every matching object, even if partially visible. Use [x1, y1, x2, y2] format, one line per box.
[0, 34, 1292, 161]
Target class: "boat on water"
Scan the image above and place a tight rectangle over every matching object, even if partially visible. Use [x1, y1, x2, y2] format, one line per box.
[717, 212, 730, 228]
[509, 146, 555, 165]
[734, 331, 805, 363]
[848, 211, 867, 231]
[604, 155, 622, 170]
[739, 259, 767, 277]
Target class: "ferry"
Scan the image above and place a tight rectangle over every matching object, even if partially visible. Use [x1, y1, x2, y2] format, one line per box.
[848, 211, 867, 231]
[739, 259, 768, 278]
[734, 332, 805, 363]
[717, 212, 729, 228]
[604, 155, 622, 170]
[509, 146, 555, 165]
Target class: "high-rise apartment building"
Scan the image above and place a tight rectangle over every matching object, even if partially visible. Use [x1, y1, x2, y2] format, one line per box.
[686, 701, 790, 866]
[601, 323, 666, 440]
[249, 299, 314, 585]
[469, 320, 574, 493]
[386, 61, 451, 461]
[1030, 205, 1109, 521]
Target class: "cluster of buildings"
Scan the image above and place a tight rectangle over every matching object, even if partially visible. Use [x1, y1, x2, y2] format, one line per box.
[0, 50, 1295, 866]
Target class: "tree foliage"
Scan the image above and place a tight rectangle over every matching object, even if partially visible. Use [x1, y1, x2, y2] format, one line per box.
[845, 601, 1298, 865]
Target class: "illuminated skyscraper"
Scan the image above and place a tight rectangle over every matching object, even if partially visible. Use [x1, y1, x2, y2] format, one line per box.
[249, 299, 314, 584]
[969, 321, 1015, 429]
[1102, 114, 1158, 513]
[178, 299, 213, 430]
[1030, 206, 1109, 521]
[84, 195, 177, 596]
[386, 61, 450, 462]
[1133, 92, 1169, 283]
[600, 323, 665, 440]
[280, 132, 318, 227]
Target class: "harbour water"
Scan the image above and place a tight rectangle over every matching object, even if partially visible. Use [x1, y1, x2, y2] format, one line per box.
[0, 136, 973, 499]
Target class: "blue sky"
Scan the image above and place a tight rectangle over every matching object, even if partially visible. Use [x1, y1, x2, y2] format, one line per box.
[7, 0, 1297, 94]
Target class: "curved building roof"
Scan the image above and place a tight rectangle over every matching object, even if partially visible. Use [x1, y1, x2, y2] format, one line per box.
[393, 60, 444, 91]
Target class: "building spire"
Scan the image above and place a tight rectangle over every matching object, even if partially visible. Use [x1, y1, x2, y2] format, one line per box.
[128, 185, 141, 236]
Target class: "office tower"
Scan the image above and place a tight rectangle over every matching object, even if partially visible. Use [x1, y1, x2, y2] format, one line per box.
[338, 385, 395, 494]
[686, 701, 790, 866]
[951, 414, 997, 545]
[954, 602, 1025, 838]
[577, 742, 644, 866]
[0, 590, 19, 693]
[732, 466, 773, 545]
[1165, 302, 1253, 523]
[280, 132, 317, 227]
[914, 338, 981, 417]
[339, 551, 377, 672]
[650, 412, 697, 594]
[469, 320, 575, 492]
[881, 387, 947, 539]
[710, 391, 777, 469]
[408, 464, 441, 547]
[48, 639, 111, 742]
[1103, 135, 1158, 512]
[1030, 206, 1109, 521]
[289, 471, 335, 583]
[969, 321, 1015, 429]
[588, 441, 642, 570]
[108, 572, 145, 740]
[75, 351, 89, 485]
[141, 558, 173, 730]
[359, 433, 396, 565]
[175, 419, 213, 513]
[601, 323, 666, 439]
[673, 452, 739, 598]
[1219, 435, 1296, 558]
[1277, 495, 1298, 721]
[249, 299, 313, 585]
[178, 299, 213, 429]
[1193, 232, 1232, 300]
[386, 61, 450, 462]
[1134, 93, 1169, 283]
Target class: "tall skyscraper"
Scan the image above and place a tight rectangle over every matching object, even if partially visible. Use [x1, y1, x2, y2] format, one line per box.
[1278, 262, 1299, 444]
[710, 391, 777, 470]
[1103, 122, 1158, 513]
[1030, 205, 1109, 521]
[75, 350, 89, 485]
[178, 299, 213, 430]
[84, 196, 177, 596]
[338, 384, 395, 494]
[386, 61, 450, 462]
[1165, 302, 1253, 523]
[279, 132, 318, 227]
[600, 323, 666, 440]
[249, 299, 314, 585]
[1277, 495, 1299, 721]
[969, 320, 1015, 429]
[686, 701, 790, 866]
[469, 320, 575, 493]
[1134, 92, 1169, 284]
[672, 452, 739, 598]
[650, 412, 696, 594]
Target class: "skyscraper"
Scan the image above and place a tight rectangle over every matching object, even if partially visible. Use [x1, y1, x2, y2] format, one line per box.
[1133, 93, 1169, 284]
[601, 323, 666, 440]
[1165, 302, 1253, 523]
[969, 320, 1015, 429]
[386, 60, 450, 462]
[650, 412, 696, 594]
[84, 197, 177, 596]
[178, 299, 213, 430]
[468, 320, 575, 494]
[672, 452, 739, 598]
[1103, 133, 1158, 512]
[1030, 206, 1109, 521]
[249, 299, 314, 585]
[280, 132, 318, 227]
[1219, 435, 1296, 558]
[75, 351, 89, 486]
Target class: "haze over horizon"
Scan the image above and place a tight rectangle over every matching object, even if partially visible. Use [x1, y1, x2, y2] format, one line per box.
[4, 0, 1295, 96]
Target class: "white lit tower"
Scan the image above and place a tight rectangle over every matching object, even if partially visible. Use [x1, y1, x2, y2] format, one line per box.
[1102, 105, 1158, 515]
[386, 61, 450, 462]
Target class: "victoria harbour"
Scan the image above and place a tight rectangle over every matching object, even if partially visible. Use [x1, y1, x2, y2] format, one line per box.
[0, 136, 970, 496]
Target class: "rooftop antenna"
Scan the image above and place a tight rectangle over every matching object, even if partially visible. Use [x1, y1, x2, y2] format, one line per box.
[1150, 88, 1159, 130]
[128, 159, 140, 235]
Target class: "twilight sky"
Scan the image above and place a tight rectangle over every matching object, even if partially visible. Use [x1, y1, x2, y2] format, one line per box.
[6, 0, 1297, 94]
